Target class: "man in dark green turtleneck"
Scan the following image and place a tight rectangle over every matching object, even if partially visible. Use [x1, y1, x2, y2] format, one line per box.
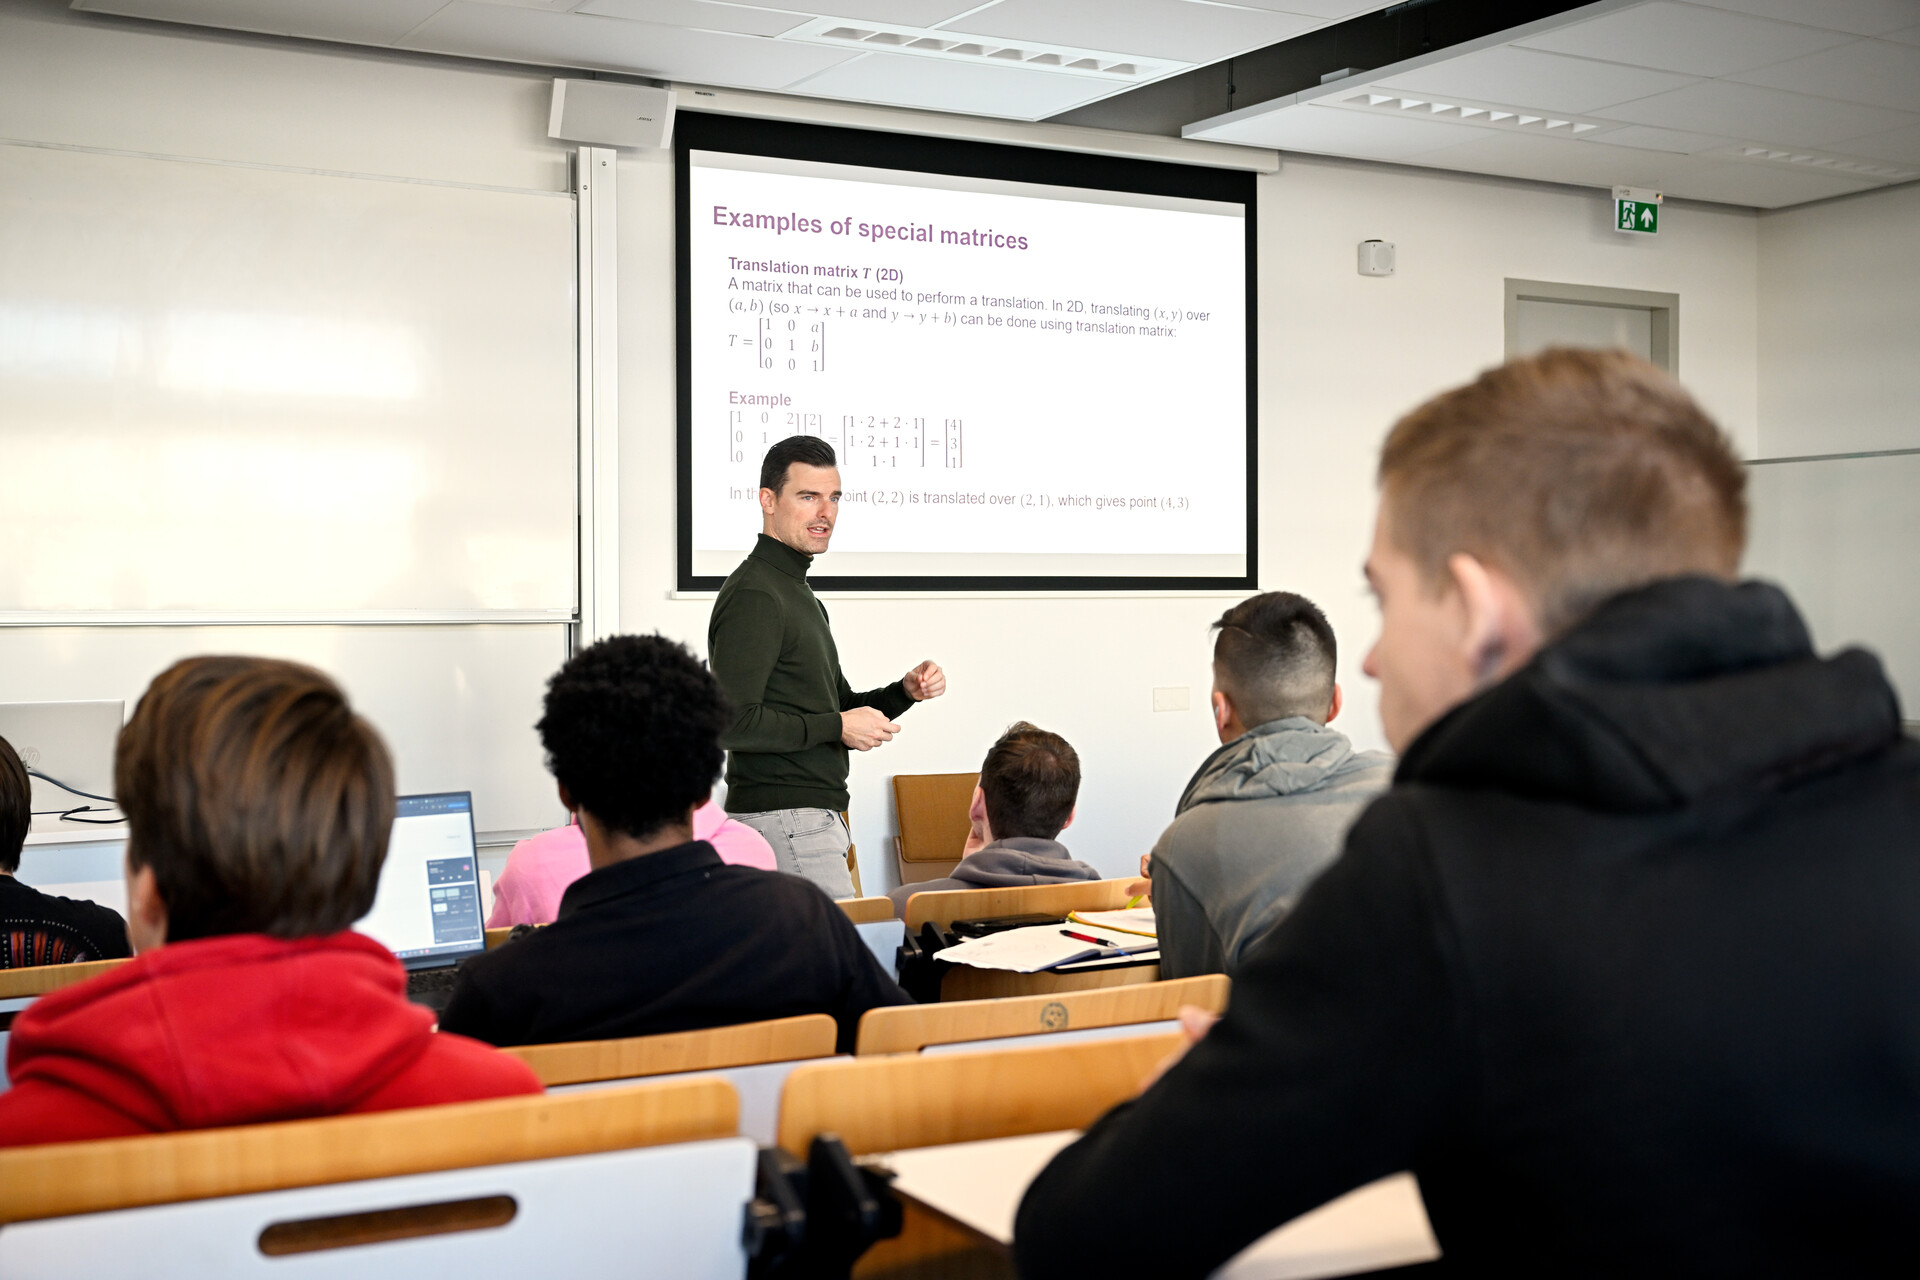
[708, 436, 945, 898]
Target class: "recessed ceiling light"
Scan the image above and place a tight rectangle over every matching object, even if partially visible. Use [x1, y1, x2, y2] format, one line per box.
[780, 17, 1184, 82]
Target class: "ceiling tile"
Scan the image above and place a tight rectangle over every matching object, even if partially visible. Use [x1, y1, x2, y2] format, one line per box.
[1414, 130, 1704, 189]
[1834, 120, 1920, 163]
[1373, 46, 1699, 116]
[785, 0, 983, 22]
[1218, 0, 1387, 17]
[1683, 0, 1920, 38]
[1730, 37, 1920, 114]
[1188, 101, 1492, 158]
[1593, 78, 1916, 145]
[1515, 2, 1853, 77]
[72, 0, 450, 44]
[1588, 122, 1739, 152]
[937, 0, 1317, 66]
[575, 0, 809, 38]
[782, 50, 1116, 120]
[1666, 159, 1883, 205]
[395, 2, 857, 88]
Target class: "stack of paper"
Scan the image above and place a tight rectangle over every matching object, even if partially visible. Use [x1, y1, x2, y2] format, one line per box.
[1066, 907, 1156, 938]
[937, 923, 1158, 973]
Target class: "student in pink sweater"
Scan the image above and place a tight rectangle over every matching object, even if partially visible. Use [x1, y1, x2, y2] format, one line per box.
[487, 799, 776, 927]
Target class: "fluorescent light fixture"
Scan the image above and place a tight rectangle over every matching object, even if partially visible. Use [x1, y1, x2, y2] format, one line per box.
[780, 17, 1188, 83]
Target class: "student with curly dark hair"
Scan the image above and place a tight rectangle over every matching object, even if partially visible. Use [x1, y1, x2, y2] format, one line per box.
[439, 634, 912, 1051]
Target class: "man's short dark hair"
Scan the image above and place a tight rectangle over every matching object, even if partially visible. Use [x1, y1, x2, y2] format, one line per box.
[760, 436, 838, 495]
[116, 656, 395, 942]
[978, 721, 1080, 842]
[0, 735, 29, 875]
[1212, 592, 1339, 727]
[539, 634, 729, 841]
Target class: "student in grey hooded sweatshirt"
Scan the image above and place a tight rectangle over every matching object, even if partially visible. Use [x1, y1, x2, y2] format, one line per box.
[1146, 593, 1392, 979]
[888, 722, 1098, 916]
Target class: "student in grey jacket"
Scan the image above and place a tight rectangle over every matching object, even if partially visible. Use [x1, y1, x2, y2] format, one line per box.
[1146, 593, 1392, 979]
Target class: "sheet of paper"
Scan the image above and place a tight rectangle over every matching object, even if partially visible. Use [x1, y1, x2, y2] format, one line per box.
[938, 923, 1150, 973]
[1068, 907, 1157, 938]
[882, 1130, 1439, 1279]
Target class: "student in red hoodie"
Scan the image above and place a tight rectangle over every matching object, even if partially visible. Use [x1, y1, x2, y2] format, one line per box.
[0, 656, 540, 1148]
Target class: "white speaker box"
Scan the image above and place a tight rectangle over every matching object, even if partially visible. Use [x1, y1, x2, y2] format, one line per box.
[548, 79, 676, 150]
[1357, 239, 1395, 277]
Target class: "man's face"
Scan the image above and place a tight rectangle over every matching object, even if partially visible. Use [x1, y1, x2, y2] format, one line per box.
[1361, 505, 1478, 753]
[761, 462, 841, 556]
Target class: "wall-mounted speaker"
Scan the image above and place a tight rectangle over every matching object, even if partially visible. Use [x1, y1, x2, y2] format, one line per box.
[1357, 239, 1396, 277]
[548, 79, 676, 150]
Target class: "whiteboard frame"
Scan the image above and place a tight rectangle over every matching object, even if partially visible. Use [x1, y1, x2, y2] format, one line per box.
[0, 142, 610, 634]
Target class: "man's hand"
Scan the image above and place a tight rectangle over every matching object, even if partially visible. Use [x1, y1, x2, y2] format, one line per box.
[841, 707, 901, 751]
[903, 660, 946, 702]
[1140, 1006, 1220, 1092]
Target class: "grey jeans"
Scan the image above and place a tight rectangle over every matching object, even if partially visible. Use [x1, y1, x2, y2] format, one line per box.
[731, 807, 854, 899]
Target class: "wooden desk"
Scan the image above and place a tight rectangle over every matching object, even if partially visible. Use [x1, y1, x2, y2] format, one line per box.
[879, 1130, 1439, 1279]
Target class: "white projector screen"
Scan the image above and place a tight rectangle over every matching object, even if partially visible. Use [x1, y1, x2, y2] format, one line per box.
[677, 115, 1256, 591]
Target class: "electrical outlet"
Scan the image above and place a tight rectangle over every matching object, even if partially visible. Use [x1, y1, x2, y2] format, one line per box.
[1152, 686, 1191, 712]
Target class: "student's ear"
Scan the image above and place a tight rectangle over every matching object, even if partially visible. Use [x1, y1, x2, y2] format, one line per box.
[125, 860, 168, 955]
[968, 785, 987, 825]
[1060, 806, 1076, 832]
[557, 781, 575, 813]
[1326, 682, 1344, 724]
[1448, 552, 1543, 689]
[1211, 690, 1233, 737]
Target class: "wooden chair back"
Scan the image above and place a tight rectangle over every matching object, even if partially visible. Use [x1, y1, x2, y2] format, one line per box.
[776, 1031, 1180, 1158]
[855, 974, 1227, 1056]
[504, 1015, 837, 1087]
[0, 1077, 737, 1226]
[836, 896, 895, 924]
[0, 957, 129, 1003]
[890, 772, 976, 885]
[901, 877, 1139, 932]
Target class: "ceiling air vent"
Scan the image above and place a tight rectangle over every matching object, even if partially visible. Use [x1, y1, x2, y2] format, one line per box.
[783, 17, 1186, 83]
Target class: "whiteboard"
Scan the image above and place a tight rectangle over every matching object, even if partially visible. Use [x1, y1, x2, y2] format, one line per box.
[0, 624, 569, 838]
[1745, 453, 1920, 717]
[0, 143, 577, 614]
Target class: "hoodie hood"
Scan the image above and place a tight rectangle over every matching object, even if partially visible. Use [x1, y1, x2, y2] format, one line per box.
[1399, 577, 1903, 812]
[6, 931, 441, 1132]
[1177, 718, 1389, 815]
[952, 837, 1101, 889]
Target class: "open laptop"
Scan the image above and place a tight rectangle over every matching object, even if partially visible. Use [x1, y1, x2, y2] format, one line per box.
[355, 791, 489, 1012]
[0, 700, 126, 822]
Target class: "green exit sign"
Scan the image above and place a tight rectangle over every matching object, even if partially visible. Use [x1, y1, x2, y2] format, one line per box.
[1612, 186, 1662, 235]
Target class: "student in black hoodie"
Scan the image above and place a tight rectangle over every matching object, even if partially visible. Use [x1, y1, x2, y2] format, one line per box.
[1015, 349, 1920, 1277]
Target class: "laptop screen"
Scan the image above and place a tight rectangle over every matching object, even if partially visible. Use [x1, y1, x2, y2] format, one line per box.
[355, 791, 487, 970]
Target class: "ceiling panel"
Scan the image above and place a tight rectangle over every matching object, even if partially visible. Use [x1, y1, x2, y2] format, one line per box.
[1588, 122, 1738, 152]
[1730, 37, 1920, 114]
[396, 1, 857, 89]
[1665, 159, 1882, 203]
[1414, 130, 1706, 189]
[782, 48, 1115, 119]
[764, 0, 981, 22]
[1198, 100, 1487, 158]
[73, 0, 450, 44]
[1374, 46, 1699, 116]
[1837, 120, 1920, 164]
[937, 0, 1318, 66]
[1514, 2, 1854, 77]
[574, 0, 809, 38]
[1217, 0, 1387, 16]
[1684, 0, 1920, 37]
[1593, 78, 1917, 145]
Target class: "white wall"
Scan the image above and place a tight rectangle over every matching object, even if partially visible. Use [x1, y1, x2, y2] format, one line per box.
[7, 1, 1768, 893]
[620, 145, 1762, 892]
[1756, 182, 1920, 458]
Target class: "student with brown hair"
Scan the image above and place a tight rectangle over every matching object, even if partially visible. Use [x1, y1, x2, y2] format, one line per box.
[886, 721, 1099, 915]
[1017, 349, 1920, 1276]
[0, 657, 540, 1148]
[0, 734, 131, 967]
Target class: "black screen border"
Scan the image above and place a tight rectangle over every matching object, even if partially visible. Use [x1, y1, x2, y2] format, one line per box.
[675, 111, 1258, 593]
